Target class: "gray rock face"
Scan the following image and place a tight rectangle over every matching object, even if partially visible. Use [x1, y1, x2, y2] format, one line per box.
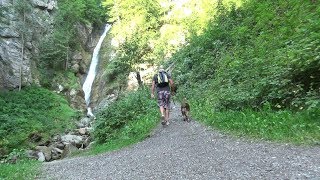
[31, 0, 57, 10]
[75, 23, 93, 48]
[0, 0, 56, 89]
[0, 0, 97, 111]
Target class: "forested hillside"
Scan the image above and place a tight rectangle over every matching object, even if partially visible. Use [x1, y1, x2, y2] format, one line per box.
[1, 1, 320, 177]
[173, 0, 320, 111]
[97, 0, 320, 144]
[170, 0, 320, 143]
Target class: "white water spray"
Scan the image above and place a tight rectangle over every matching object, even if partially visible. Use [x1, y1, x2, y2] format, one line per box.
[82, 24, 111, 117]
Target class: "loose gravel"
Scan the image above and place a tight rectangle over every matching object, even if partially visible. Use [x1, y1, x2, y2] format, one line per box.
[39, 106, 320, 179]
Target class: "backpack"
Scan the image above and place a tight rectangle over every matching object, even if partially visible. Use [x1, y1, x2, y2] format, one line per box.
[157, 72, 169, 87]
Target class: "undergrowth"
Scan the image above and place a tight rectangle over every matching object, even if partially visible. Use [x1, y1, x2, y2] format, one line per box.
[0, 86, 77, 157]
[91, 87, 158, 154]
[188, 96, 320, 145]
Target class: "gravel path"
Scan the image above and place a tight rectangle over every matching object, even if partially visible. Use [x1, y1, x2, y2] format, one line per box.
[40, 106, 320, 179]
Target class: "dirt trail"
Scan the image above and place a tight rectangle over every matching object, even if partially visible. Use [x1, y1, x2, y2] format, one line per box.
[40, 105, 320, 179]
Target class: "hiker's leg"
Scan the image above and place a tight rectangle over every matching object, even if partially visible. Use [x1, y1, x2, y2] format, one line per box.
[160, 106, 165, 117]
[165, 108, 170, 121]
[158, 91, 165, 117]
[164, 91, 171, 122]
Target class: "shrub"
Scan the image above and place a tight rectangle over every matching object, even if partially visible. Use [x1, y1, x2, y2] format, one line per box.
[94, 87, 158, 143]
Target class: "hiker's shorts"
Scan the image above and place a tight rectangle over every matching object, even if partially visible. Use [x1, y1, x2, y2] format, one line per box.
[157, 90, 171, 109]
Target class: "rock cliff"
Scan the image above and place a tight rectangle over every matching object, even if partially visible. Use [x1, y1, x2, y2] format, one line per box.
[0, 0, 56, 89]
[0, 0, 103, 110]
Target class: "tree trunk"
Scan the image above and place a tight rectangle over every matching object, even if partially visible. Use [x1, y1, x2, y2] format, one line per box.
[65, 46, 69, 70]
[20, 34, 24, 91]
[19, 13, 25, 91]
[136, 71, 143, 87]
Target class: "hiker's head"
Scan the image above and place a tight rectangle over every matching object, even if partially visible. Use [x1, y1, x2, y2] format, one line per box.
[159, 65, 165, 72]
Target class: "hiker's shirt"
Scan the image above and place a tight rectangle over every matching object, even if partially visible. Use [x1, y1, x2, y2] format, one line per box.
[153, 72, 171, 93]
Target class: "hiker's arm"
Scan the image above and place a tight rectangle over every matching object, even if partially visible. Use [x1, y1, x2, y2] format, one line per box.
[151, 80, 155, 98]
[169, 79, 174, 87]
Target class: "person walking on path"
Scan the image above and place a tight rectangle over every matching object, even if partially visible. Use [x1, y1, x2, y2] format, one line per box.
[151, 65, 174, 125]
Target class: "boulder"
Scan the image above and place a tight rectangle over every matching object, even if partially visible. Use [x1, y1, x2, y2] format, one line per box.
[37, 152, 45, 162]
[26, 150, 38, 159]
[82, 136, 91, 149]
[80, 117, 91, 127]
[52, 147, 63, 154]
[51, 151, 60, 160]
[69, 89, 77, 96]
[51, 147, 63, 160]
[71, 64, 80, 73]
[35, 146, 52, 161]
[47, 1, 56, 11]
[55, 143, 65, 150]
[52, 134, 62, 142]
[78, 128, 87, 135]
[61, 143, 78, 158]
[61, 134, 83, 147]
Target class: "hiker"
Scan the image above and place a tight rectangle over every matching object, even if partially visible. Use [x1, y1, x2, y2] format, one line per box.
[151, 65, 174, 125]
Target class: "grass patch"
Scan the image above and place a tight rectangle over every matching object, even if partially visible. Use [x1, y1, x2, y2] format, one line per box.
[90, 113, 158, 155]
[0, 86, 77, 156]
[0, 160, 40, 180]
[191, 99, 320, 144]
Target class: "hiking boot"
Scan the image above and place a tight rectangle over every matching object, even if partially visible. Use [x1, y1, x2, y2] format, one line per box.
[166, 121, 170, 126]
[161, 116, 166, 125]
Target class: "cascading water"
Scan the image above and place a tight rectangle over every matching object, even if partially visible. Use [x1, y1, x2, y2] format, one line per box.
[82, 24, 111, 117]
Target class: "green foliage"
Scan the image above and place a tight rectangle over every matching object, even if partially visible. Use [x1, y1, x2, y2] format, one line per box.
[0, 86, 77, 156]
[38, 0, 107, 85]
[90, 108, 158, 154]
[191, 98, 320, 144]
[0, 159, 40, 180]
[94, 87, 158, 144]
[172, 0, 320, 111]
[101, 0, 230, 82]
[56, 0, 106, 26]
[13, 0, 32, 15]
[104, 0, 162, 70]
[170, 0, 320, 144]
[38, 26, 71, 72]
[103, 57, 131, 87]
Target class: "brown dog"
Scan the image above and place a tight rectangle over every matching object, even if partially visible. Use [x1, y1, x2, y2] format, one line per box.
[181, 98, 190, 122]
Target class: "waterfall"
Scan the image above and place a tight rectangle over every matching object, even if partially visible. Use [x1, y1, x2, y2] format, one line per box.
[82, 24, 111, 117]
